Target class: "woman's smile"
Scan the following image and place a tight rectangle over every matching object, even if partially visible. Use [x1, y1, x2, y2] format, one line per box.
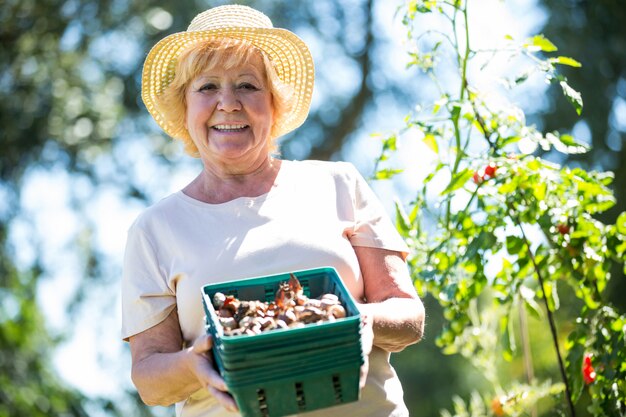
[211, 124, 249, 133]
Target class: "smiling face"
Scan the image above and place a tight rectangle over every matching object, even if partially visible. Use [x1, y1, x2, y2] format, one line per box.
[184, 52, 274, 171]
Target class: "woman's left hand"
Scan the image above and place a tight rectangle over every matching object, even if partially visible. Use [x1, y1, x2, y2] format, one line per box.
[354, 246, 425, 352]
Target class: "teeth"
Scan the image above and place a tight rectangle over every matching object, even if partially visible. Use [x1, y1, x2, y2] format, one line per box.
[213, 124, 247, 131]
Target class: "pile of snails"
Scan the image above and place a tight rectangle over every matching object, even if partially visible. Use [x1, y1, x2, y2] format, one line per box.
[213, 274, 347, 336]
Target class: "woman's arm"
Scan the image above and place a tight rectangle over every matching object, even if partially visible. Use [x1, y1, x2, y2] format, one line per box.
[128, 309, 238, 411]
[354, 246, 425, 352]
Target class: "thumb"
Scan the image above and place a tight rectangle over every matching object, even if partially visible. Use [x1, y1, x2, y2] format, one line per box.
[192, 334, 214, 355]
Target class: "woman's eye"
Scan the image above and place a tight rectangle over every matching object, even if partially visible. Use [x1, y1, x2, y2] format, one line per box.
[198, 83, 217, 91]
[238, 83, 259, 90]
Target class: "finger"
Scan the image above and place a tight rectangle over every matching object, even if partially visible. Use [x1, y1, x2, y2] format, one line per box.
[359, 357, 370, 390]
[190, 335, 227, 391]
[208, 386, 239, 413]
[360, 315, 374, 356]
[202, 364, 228, 392]
[192, 334, 214, 354]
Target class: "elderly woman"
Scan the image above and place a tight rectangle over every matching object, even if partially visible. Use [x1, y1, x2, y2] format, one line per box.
[122, 4, 424, 417]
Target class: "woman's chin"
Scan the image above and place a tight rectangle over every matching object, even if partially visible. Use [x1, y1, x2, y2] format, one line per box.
[206, 144, 263, 165]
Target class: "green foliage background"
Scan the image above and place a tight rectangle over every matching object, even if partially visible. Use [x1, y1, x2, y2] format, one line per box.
[1, 0, 624, 416]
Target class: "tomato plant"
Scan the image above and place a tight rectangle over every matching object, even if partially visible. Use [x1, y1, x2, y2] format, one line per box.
[374, 1, 626, 416]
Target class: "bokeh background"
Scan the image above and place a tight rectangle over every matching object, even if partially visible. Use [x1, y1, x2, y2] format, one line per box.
[1, 0, 624, 416]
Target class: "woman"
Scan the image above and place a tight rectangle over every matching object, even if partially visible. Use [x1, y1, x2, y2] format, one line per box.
[122, 5, 425, 417]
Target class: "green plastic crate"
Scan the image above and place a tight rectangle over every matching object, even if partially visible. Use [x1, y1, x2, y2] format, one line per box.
[220, 354, 363, 386]
[201, 267, 364, 417]
[216, 339, 362, 372]
[226, 364, 360, 417]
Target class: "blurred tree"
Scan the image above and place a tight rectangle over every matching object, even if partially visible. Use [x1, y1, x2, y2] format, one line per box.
[0, 257, 88, 417]
[0, 0, 420, 415]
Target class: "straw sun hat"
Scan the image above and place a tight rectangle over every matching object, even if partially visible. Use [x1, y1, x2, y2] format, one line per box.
[141, 4, 315, 141]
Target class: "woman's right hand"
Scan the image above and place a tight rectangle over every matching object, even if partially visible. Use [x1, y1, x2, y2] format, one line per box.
[187, 334, 238, 412]
[129, 309, 237, 412]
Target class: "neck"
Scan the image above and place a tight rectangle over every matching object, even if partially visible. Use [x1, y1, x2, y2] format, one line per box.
[185, 156, 281, 204]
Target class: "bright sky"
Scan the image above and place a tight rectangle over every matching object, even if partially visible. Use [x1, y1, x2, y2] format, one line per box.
[12, 0, 550, 409]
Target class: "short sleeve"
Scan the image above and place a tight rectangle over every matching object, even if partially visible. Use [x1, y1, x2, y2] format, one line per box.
[341, 162, 410, 259]
[121, 219, 176, 341]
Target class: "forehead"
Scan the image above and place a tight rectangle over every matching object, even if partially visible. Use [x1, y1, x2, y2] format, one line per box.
[180, 40, 266, 76]
[197, 52, 266, 78]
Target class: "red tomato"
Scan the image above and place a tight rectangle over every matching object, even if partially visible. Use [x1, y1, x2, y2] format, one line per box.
[557, 223, 570, 235]
[484, 163, 497, 178]
[583, 353, 596, 384]
[491, 398, 505, 416]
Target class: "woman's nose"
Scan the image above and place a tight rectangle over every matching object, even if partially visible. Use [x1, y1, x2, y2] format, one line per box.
[217, 88, 241, 112]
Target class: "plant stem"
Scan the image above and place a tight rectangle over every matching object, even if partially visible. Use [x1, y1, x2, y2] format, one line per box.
[518, 300, 538, 417]
[446, 1, 470, 228]
[460, 2, 470, 102]
[513, 214, 577, 417]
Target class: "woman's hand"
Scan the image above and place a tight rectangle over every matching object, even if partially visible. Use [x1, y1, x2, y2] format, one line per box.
[129, 309, 238, 412]
[358, 312, 374, 389]
[188, 334, 238, 411]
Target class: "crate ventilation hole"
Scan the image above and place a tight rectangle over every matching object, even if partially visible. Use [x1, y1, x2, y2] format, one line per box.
[332, 374, 343, 403]
[295, 381, 306, 411]
[256, 388, 269, 417]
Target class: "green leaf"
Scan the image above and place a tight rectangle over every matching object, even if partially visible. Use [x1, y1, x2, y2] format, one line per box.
[506, 235, 525, 255]
[525, 34, 558, 52]
[433, 96, 448, 114]
[541, 281, 560, 311]
[520, 285, 543, 320]
[423, 162, 444, 185]
[440, 168, 473, 196]
[374, 168, 403, 180]
[499, 136, 521, 147]
[588, 198, 616, 214]
[395, 201, 411, 235]
[514, 72, 529, 85]
[450, 102, 461, 123]
[533, 182, 547, 201]
[407, 0, 436, 15]
[423, 133, 439, 153]
[547, 132, 589, 154]
[408, 203, 420, 227]
[382, 134, 398, 152]
[560, 80, 583, 115]
[464, 232, 497, 260]
[566, 330, 586, 402]
[616, 212, 626, 236]
[549, 56, 582, 67]
[500, 314, 516, 361]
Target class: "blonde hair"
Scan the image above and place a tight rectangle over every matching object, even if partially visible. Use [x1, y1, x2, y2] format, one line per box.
[155, 39, 295, 157]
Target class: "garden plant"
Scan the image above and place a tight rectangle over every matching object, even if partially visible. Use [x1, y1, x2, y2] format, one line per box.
[374, 1, 626, 415]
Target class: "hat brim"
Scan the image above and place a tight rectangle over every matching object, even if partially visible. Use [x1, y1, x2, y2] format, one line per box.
[141, 27, 314, 141]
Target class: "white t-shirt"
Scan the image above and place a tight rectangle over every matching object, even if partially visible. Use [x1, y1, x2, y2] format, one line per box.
[122, 160, 410, 417]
